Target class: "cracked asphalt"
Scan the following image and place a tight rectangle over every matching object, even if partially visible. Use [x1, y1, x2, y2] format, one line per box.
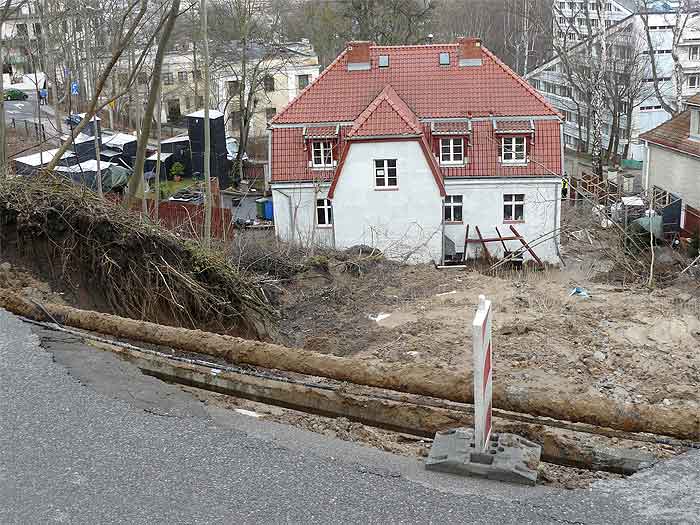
[1, 309, 698, 524]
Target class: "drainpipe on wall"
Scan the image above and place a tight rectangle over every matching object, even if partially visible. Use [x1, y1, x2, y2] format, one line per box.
[643, 140, 650, 192]
[441, 197, 445, 266]
[275, 188, 295, 241]
[554, 120, 564, 263]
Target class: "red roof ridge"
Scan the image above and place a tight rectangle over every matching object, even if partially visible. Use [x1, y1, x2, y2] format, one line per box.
[270, 47, 349, 125]
[347, 84, 422, 138]
[480, 46, 559, 118]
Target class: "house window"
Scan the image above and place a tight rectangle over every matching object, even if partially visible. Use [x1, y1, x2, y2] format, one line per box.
[444, 195, 463, 222]
[227, 80, 240, 97]
[378, 54, 390, 68]
[375, 159, 397, 187]
[504, 194, 525, 222]
[440, 138, 464, 164]
[163, 72, 174, 85]
[312, 141, 333, 167]
[263, 75, 275, 92]
[688, 74, 700, 89]
[16, 23, 27, 36]
[192, 69, 202, 80]
[196, 95, 205, 108]
[501, 136, 527, 164]
[316, 199, 333, 226]
[439, 52, 450, 65]
[297, 74, 309, 90]
[690, 46, 700, 60]
[178, 71, 188, 82]
[265, 107, 276, 120]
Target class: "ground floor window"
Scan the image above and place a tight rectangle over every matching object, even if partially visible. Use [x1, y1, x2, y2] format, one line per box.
[444, 195, 463, 222]
[503, 193, 525, 221]
[316, 198, 333, 226]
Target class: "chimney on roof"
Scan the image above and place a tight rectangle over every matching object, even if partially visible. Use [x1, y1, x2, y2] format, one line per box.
[456, 37, 482, 67]
[346, 41, 372, 71]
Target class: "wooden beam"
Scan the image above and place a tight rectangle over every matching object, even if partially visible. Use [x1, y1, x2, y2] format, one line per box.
[494, 226, 509, 252]
[509, 225, 544, 267]
[474, 226, 492, 261]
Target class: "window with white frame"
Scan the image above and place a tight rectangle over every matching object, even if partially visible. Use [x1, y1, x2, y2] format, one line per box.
[316, 199, 333, 226]
[503, 194, 525, 222]
[688, 74, 700, 90]
[444, 195, 463, 222]
[440, 138, 464, 164]
[501, 136, 527, 164]
[311, 141, 333, 167]
[690, 46, 700, 60]
[374, 159, 397, 187]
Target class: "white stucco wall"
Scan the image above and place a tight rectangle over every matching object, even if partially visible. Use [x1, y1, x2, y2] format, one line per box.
[272, 149, 562, 265]
[443, 177, 562, 264]
[331, 141, 443, 263]
[647, 143, 700, 210]
[271, 182, 334, 247]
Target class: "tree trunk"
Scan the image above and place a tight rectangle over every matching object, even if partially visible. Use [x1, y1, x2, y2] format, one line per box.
[126, 0, 181, 207]
[154, 85, 162, 222]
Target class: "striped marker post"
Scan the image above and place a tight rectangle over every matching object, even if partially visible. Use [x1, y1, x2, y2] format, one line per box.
[472, 294, 493, 452]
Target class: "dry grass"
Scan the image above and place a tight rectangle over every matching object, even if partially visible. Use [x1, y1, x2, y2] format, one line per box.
[0, 176, 275, 339]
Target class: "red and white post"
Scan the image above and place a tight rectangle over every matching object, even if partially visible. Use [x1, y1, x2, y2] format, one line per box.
[472, 294, 493, 452]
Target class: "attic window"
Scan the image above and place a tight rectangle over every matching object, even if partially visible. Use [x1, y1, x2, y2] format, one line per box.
[439, 52, 450, 65]
[378, 55, 389, 68]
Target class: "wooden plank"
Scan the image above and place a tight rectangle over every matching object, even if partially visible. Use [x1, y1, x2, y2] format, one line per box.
[494, 226, 508, 252]
[509, 225, 544, 267]
[474, 226, 492, 261]
[465, 236, 520, 243]
[463, 224, 470, 262]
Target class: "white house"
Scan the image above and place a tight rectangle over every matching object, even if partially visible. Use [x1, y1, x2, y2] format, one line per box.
[269, 39, 564, 265]
[640, 92, 700, 234]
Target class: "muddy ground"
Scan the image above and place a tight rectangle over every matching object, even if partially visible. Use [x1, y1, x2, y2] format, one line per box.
[275, 206, 700, 412]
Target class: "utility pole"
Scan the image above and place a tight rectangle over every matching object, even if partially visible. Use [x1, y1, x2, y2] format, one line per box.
[154, 84, 162, 222]
[201, 0, 211, 248]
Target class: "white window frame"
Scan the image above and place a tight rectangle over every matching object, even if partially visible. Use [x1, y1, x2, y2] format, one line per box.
[439, 137, 464, 165]
[374, 159, 398, 188]
[316, 198, 333, 227]
[444, 195, 463, 223]
[690, 46, 700, 61]
[501, 136, 527, 165]
[688, 74, 700, 90]
[503, 193, 525, 222]
[311, 141, 334, 168]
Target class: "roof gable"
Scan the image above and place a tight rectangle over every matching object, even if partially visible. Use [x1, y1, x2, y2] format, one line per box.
[272, 41, 559, 125]
[347, 85, 422, 138]
[640, 109, 700, 159]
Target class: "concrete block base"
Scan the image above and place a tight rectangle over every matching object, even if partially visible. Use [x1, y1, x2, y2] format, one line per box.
[425, 428, 541, 486]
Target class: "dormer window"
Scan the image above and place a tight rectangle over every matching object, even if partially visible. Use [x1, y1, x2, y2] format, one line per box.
[378, 54, 389, 68]
[439, 52, 450, 65]
[440, 138, 464, 165]
[312, 141, 334, 167]
[501, 136, 527, 164]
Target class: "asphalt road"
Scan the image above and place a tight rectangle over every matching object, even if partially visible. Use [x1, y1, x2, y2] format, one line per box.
[4, 92, 40, 123]
[1, 309, 699, 524]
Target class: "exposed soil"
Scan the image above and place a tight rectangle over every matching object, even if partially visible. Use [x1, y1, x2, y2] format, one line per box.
[275, 206, 700, 411]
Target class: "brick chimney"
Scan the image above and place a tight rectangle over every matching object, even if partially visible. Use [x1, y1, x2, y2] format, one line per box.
[346, 41, 372, 71]
[456, 37, 483, 67]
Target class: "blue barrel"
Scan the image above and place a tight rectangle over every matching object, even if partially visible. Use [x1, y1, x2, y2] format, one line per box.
[264, 199, 274, 221]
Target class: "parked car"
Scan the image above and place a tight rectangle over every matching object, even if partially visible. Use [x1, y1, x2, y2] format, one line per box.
[4, 88, 28, 101]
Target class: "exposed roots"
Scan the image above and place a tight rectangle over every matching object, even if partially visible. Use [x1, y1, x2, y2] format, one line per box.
[0, 177, 275, 339]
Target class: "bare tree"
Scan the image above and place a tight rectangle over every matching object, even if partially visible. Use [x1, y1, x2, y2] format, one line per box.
[126, 0, 181, 205]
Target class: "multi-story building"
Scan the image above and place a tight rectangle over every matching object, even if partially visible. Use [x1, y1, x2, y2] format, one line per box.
[1, 0, 43, 78]
[553, 0, 635, 45]
[528, 7, 700, 161]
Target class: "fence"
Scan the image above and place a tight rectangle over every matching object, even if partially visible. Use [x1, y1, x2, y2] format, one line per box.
[10, 118, 47, 141]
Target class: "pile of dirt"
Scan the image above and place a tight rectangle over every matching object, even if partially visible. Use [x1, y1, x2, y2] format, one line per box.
[0, 177, 274, 339]
[0, 261, 67, 306]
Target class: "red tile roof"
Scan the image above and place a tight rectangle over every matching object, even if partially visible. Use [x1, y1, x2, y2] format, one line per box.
[687, 93, 700, 107]
[271, 40, 562, 183]
[347, 85, 422, 138]
[639, 109, 700, 159]
[272, 42, 558, 124]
